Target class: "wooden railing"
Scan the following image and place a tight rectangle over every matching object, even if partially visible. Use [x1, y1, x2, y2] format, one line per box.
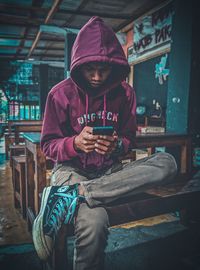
[7, 100, 40, 120]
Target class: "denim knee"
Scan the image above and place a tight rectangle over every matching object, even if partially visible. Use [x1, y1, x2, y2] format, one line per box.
[154, 152, 177, 177]
[75, 203, 109, 244]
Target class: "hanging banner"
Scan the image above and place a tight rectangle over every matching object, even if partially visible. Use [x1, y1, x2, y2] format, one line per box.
[129, 2, 174, 62]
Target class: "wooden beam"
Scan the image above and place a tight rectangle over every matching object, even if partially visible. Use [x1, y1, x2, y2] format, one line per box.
[15, 0, 46, 57]
[44, 0, 63, 24]
[27, 0, 63, 59]
[0, 53, 64, 59]
[0, 45, 64, 50]
[62, 0, 91, 27]
[0, 35, 64, 42]
[0, 3, 133, 20]
[0, 16, 41, 27]
[0, 51, 64, 56]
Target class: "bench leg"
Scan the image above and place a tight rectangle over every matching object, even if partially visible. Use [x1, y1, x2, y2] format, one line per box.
[20, 163, 26, 218]
[12, 167, 20, 209]
[53, 225, 68, 270]
[180, 207, 200, 228]
[44, 225, 68, 270]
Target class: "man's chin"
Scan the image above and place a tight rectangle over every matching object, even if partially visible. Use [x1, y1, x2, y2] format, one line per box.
[90, 83, 101, 88]
[90, 84, 101, 90]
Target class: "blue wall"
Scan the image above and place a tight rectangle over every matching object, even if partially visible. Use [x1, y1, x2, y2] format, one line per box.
[166, 0, 193, 133]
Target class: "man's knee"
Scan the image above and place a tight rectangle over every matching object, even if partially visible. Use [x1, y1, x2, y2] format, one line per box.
[154, 152, 177, 178]
[75, 204, 109, 242]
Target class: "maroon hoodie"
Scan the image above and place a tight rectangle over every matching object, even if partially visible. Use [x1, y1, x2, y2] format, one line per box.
[41, 16, 137, 172]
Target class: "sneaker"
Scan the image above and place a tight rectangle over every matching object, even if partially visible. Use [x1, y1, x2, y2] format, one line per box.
[32, 184, 84, 261]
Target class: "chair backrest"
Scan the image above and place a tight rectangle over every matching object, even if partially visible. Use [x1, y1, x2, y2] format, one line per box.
[7, 119, 43, 134]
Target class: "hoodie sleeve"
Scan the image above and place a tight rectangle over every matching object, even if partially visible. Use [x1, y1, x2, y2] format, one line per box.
[41, 91, 79, 162]
[119, 83, 137, 153]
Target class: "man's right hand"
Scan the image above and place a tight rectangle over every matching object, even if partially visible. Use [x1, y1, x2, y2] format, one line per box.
[74, 126, 99, 153]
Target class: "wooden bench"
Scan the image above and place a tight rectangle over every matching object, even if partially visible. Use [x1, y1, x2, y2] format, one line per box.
[21, 131, 195, 269]
[13, 123, 42, 144]
[135, 132, 192, 174]
[23, 132, 54, 230]
[4, 120, 43, 159]
[7, 119, 43, 134]
[12, 155, 26, 218]
[9, 144, 26, 167]
[45, 173, 200, 270]
[5, 133, 25, 159]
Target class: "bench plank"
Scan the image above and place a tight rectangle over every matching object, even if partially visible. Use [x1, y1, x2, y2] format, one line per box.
[106, 176, 200, 226]
[46, 174, 200, 270]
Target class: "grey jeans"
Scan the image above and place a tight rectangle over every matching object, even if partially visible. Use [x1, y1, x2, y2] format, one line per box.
[51, 152, 177, 270]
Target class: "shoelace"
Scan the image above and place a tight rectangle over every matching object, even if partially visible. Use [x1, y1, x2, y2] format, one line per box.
[48, 188, 79, 234]
[55, 190, 79, 224]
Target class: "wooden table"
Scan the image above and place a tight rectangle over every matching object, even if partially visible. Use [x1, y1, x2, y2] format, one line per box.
[135, 132, 192, 174]
[4, 120, 43, 159]
[24, 132, 47, 229]
[13, 122, 42, 144]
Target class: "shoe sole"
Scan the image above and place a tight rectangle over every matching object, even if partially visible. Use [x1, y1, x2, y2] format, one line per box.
[32, 187, 52, 261]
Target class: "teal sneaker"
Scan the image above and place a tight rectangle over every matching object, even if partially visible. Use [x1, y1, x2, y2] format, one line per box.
[32, 184, 84, 261]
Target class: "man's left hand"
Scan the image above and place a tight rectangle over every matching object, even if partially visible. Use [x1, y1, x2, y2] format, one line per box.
[94, 133, 118, 155]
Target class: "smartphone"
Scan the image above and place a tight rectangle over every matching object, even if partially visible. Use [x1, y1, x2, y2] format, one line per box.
[93, 126, 114, 136]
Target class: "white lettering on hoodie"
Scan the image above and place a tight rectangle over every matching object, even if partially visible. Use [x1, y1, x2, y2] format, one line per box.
[77, 111, 119, 126]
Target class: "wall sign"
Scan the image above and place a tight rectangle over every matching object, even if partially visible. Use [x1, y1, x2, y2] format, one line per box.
[129, 2, 174, 63]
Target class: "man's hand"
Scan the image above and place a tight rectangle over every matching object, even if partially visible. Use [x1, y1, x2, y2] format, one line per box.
[94, 132, 118, 155]
[74, 126, 99, 153]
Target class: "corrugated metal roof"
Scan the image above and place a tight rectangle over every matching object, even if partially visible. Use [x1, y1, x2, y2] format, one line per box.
[0, 0, 168, 61]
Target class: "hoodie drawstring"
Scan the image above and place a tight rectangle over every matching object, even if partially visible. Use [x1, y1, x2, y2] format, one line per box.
[83, 94, 89, 168]
[83, 93, 107, 168]
[101, 94, 107, 165]
[103, 94, 106, 126]
[85, 94, 89, 126]
[85, 94, 107, 126]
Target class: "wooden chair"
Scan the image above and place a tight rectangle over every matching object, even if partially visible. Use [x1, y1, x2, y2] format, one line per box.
[12, 155, 26, 218]
[9, 144, 25, 167]
[5, 133, 24, 160]
[4, 119, 43, 159]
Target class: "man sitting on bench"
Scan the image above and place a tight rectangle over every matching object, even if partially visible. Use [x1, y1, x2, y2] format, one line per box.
[32, 16, 177, 270]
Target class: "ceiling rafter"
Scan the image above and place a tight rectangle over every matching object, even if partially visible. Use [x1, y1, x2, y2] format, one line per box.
[62, 0, 91, 28]
[0, 35, 64, 42]
[0, 3, 132, 20]
[0, 53, 64, 58]
[0, 0, 168, 61]
[39, 0, 91, 61]
[0, 16, 42, 27]
[15, 0, 46, 58]
[27, 0, 64, 59]
[0, 45, 64, 51]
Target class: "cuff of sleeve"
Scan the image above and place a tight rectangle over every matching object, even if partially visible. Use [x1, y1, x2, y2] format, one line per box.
[64, 135, 79, 158]
[121, 137, 130, 153]
[111, 138, 124, 156]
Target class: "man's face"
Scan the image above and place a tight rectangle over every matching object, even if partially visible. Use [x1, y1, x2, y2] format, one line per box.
[80, 62, 112, 88]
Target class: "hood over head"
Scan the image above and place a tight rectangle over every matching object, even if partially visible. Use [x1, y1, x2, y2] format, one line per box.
[70, 16, 130, 97]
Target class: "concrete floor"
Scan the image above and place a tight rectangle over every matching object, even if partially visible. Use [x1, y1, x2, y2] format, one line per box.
[0, 135, 200, 270]
[0, 157, 32, 246]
